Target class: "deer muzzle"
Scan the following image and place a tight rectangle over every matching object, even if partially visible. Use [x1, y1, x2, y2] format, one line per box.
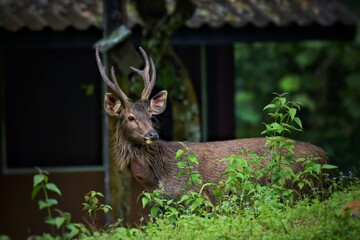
[145, 130, 159, 144]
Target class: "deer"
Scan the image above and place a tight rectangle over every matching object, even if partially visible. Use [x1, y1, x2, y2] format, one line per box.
[95, 46, 329, 203]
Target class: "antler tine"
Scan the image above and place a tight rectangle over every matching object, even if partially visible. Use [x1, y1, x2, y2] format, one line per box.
[95, 47, 129, 102]
[130, 47, 157, 100]
[142, 57, 156, 100]
[110, 67, 129, 101]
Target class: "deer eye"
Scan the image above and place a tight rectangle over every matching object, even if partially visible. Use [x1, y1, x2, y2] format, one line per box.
[128, 115, 136, 122]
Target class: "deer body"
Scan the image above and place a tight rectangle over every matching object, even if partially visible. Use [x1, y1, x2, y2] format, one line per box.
[96, 47, 329, 202]
[114, 132, 328, 201]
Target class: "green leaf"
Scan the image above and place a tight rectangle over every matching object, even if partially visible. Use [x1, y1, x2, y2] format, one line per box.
[142, 198, 148, 208]
[33, 174, 46, 187]
[175, 149, 184, 159]
[46, 217, 65, 229]
[283, 123, 302, 132]
[154, 197, 164, 205]
[103, 207, 110, 213]
[270, 122, 283, 133]
[288, 108, 297, 121]
[91, 197, 99, 205]
[321, 164, 338, 169]
[187, 154, 199, 164]
[279, 97, 287, 106]
[177, 162, 187, 168]
[295, 157, 305, 162]
[95, 192, 104, 198]
[178, 172, 187, 178]
[38, 199, 58, 209]
[150, 206, 159, 217]
[38, 200, 47, 209]
[191, 173, 203, 184]
[263, 103, 276, 110]
[63, 211, 72, 223]
[178, 194, 190, 203]
[90, 191, 97, 198]
[293, 117, 303, 129]
[32, 185, 42, 200]
[313, 164, 321, 173]
[66, 224, 80, 238]
[45, 183, 62, 196]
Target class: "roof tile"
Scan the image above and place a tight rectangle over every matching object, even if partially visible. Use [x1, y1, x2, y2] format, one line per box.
[0, 0, 357, 32]
[0, 0, 102, 31]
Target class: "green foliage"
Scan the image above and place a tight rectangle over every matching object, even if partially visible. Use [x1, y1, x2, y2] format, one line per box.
[234, 40, 360, 171]
[45, 175, 359, 240]
[175, 147, 203, 189]
[261, 94, 305, 201]
[213, 94, 335, 213]
[83, 191, 112, 215]
[29, 175, 360, 239]
[31, 169, 113, 239]
[82, 191, 112, 233]
[32, 167, 79, 239]
[262, 93, 303, 136]
[140, 147, 214, 221]
[138, 185, 360, 240]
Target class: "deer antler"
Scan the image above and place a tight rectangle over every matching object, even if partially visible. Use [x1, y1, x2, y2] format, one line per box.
[130, 47, 156, 100]
[95, 46, 129, 102]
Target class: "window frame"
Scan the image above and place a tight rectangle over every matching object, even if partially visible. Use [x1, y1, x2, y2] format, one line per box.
[0, 28, 108, 174]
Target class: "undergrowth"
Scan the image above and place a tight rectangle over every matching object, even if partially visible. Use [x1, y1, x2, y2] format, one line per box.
[18, 93, 359, 239]
[139, 185, 360, 240]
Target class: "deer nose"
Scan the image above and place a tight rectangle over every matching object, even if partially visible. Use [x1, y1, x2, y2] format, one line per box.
[147, 130, 159, 141]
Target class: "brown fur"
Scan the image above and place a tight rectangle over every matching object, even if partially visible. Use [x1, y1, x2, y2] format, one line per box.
[113, 123, 329, 201]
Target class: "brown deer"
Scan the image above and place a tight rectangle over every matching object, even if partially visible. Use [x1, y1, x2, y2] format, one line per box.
[96, 47, 329, 202]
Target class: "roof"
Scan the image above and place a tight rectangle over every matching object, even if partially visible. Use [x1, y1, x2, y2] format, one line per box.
[185, 0, 359, 28]
[0, 0, 357, 32]
[0, 0, 103, 31]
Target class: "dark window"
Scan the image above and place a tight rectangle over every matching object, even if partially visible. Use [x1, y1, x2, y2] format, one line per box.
[3, 48, 102, 168]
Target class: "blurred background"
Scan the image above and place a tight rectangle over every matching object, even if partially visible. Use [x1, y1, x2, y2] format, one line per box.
[0, 0, 359, 238]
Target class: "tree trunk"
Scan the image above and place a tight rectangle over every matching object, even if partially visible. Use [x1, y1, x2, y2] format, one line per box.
[102, 0, 133, 223]
[137, 0, 201, 141]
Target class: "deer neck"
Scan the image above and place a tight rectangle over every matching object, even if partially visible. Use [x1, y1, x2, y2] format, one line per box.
[113, 125, 178, 181]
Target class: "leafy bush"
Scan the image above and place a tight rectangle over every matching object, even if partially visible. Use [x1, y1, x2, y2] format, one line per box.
[31, 168, 79, 239]
[234, 40, 360, 171]
[138, 185, 360, 240]
[30, 168, 113, 239]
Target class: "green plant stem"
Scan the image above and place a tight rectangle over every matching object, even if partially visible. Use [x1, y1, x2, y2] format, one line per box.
[41, 181, 54, 235]
[239, 176, 250, 209]
[92, 212, 98, 232]
[185, 156, 196, 188]
[186, 164, 193, 186]
[61, 223, 65, 240]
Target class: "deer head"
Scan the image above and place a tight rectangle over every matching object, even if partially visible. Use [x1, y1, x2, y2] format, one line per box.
[96, 47, 168, 145]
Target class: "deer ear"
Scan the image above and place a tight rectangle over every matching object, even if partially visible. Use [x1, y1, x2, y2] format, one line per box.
[150, 90, 167, 115]
[104, 93, 122, 116]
